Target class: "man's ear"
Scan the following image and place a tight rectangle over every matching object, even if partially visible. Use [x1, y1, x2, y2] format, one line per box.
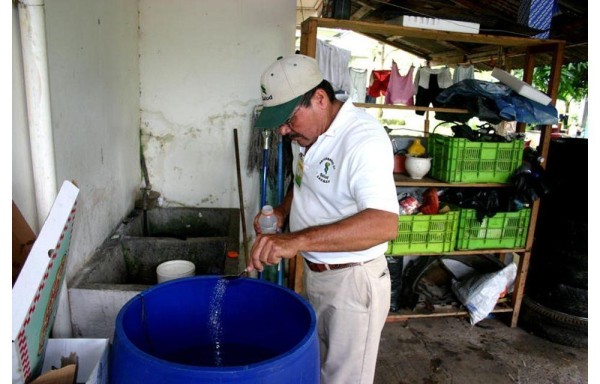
[312, 88, 328, 109]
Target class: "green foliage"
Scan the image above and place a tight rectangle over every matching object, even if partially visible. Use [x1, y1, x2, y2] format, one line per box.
[514, 62, 588, 104]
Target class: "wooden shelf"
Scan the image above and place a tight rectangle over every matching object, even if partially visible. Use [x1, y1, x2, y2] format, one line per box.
[386, 248, 526, 257]
[386, 301, 514, 323]
[394, 173, 514, 188]
[354, 103, 469, 114]
[302, 18, 565, 49]
[296, 16, 564, 328]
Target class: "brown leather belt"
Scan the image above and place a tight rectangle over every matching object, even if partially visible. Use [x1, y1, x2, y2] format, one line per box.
[305, 258, 374, 273]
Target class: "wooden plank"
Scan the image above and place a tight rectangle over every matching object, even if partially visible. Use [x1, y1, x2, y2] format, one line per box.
[393, 173, 515, 188]
[354, 103, 468, 114]
[386, 249, 526, 257]
[300, 18, 318, 58]
[304, 17, 565, 47]
[510, 250, 532, 327]
[510, 41, 564, 328]
[386, 304, 513, 323]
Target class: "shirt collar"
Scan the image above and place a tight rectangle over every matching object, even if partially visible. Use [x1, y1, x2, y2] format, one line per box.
[325, 98, 355, 137]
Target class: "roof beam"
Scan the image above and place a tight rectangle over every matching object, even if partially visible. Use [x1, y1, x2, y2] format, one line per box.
[307, 17, 563, 46]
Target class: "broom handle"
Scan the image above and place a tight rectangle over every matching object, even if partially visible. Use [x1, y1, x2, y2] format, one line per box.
[234, 129, 250, 271]
[277, 137, 284, 286]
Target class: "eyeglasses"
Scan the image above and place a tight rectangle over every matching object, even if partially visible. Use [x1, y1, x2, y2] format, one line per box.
[282, 106, 300, 130]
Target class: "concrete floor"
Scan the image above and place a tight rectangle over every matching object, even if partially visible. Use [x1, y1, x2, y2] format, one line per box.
[374, 316, 587, 384]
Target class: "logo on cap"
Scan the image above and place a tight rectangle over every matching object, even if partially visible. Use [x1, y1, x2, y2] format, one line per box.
[261, 84, 273, 101]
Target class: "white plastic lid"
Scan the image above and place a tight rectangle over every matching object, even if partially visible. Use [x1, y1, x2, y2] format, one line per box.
[261, 205, 274, 215]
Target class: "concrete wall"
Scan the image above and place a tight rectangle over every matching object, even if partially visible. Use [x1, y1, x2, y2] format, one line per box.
[12, 0, 296, 333]
[13, 0, 141, 280]
[44, 0, 142, 281]
[138, 0, 296, 236]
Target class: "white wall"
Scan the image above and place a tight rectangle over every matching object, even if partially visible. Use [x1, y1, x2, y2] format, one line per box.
[139, 0, 297, 246]
[13, 0, 297, 328]
[13, 0, 141, 282]
[43, 0, 142, 281]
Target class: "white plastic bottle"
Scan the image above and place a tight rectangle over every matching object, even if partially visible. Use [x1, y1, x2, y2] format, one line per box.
[258, 205, 278, 234]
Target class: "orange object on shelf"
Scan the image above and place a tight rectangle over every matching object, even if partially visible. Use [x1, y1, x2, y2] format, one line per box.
[393, 154, 406, 174]
[227, 250, 239, 259]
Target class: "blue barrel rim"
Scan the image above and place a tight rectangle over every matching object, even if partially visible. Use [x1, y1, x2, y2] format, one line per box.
[112, 275, 317, 375]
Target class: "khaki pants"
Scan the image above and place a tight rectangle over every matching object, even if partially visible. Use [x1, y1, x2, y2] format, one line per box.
[303, 255, 391, 384]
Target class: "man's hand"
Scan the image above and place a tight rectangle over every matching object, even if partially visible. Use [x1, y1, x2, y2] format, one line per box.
[247, 232, 299, 272]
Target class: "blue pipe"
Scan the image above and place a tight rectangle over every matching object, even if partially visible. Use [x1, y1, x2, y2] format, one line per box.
[277, 137, 284, 286]
[259, 130, 271, 281]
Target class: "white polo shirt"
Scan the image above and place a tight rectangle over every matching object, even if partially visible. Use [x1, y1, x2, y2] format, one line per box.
[289, 99, 399, 264]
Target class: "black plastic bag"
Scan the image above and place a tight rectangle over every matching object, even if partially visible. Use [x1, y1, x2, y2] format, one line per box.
[386, 256, 404, 312]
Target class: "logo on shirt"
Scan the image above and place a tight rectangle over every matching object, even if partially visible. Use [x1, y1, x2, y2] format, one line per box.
[317, 157, 335, 183]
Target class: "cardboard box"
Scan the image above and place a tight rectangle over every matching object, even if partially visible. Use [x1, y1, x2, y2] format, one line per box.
[38, 339, 109, 384]
[12, 181, 80, 383]
[12, 201, 37, 284]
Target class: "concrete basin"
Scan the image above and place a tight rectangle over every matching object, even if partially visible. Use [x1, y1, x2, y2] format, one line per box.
[69, 207, 240, 338]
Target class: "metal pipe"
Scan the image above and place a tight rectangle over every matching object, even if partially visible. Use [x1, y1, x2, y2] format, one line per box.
[260, 130, 271, 208]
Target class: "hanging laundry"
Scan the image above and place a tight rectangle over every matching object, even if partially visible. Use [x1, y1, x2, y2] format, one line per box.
[316, 39, 352, 94]
[368, 70, 391, 98]
[453, 64, 475, 84]
[413, 66, 453, 115]
[349, 67, 368, 103]
[365, 94, 377, 103]
[385, 62, 414, 105]
[518, 0, 559, 39]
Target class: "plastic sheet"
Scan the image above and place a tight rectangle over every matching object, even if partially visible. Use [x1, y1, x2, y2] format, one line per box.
[435, 79, 558, 125]
[452, 263, 517, 325]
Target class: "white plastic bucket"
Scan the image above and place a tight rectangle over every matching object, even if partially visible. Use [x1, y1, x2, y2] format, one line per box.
[156, 260, 196, 283]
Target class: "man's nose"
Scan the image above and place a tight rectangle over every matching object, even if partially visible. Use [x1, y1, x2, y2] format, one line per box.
[278, 125, 291, 136]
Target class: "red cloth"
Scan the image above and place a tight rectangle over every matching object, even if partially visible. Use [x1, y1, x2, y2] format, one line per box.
[367, 70, 391, 98]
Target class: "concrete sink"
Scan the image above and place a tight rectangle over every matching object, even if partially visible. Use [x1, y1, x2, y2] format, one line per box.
[69, 207, 240, 338]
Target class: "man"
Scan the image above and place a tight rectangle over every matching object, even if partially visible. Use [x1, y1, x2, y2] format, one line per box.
[248, 54, 399, 384]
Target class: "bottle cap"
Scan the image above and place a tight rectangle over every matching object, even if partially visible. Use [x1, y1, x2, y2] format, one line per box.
[261, 205, 274, 215]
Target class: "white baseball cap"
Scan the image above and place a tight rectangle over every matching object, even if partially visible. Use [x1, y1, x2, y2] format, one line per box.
[255, 54, 324, 129]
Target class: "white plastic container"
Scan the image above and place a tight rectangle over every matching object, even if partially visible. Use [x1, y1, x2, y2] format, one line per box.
[258, 205, 278, 234]
[156, 260, 196, 283]
[491, 67, 552, 105]
[405, 155, 432, 180]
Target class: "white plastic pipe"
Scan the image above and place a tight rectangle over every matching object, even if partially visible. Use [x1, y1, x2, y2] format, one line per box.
[18, 0, 57, 228]
[18, 0, 72, 339]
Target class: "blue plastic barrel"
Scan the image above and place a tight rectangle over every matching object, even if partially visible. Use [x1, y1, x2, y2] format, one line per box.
[110, 276, 318, 383]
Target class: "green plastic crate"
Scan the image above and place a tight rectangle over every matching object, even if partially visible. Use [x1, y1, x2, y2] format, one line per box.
[456, 208, 531, 250]
[428, 134, 524, 183]
[386, 210, 459, 254]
